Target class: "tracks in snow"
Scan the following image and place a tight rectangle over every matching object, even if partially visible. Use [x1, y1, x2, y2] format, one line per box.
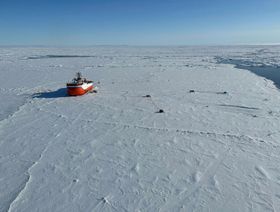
[37, 104, 272, 148]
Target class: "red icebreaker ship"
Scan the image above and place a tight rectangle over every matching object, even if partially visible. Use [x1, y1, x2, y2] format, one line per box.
[67, 72, 94, 96]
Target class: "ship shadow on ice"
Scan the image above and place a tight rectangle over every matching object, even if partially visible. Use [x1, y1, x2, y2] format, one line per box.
[33, 88, 67, 99]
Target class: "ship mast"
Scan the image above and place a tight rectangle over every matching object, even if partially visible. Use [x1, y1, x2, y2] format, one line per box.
[76, 72, 82, 80]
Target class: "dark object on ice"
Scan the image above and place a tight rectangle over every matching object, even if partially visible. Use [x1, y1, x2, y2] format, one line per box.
[143, 94, 151, 98]
[101, 197, 109, 204]
[217, 91, 228, 95]
[89, 90, 98, 93]
[156, 109, 165, 113]
[189, 90, 195, 93]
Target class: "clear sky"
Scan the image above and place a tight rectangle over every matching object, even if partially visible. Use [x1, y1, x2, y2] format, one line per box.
[0, 0, 280, 46]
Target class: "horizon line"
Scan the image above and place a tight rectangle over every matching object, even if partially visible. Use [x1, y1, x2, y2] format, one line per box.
[0, 43, 280, 48]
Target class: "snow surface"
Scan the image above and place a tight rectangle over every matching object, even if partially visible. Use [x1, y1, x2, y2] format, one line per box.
[1, 46, 280, 212]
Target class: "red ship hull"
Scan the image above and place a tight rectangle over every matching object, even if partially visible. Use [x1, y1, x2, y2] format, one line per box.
[67, 82, 94, 96]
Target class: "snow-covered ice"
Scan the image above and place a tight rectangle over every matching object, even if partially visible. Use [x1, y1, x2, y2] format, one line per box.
[0, 46, 280, 212]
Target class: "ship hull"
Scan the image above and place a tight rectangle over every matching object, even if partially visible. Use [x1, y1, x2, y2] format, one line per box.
[67, 82, 94, 96]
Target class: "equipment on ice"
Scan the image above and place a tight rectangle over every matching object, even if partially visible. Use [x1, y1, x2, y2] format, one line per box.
[66, 72, 95, 96]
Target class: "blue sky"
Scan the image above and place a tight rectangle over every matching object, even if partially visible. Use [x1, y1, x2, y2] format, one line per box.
[0, 0, 280, 45]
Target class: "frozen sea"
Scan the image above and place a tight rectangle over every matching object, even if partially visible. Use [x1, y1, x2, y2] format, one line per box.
[0, 46, 280, 212]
